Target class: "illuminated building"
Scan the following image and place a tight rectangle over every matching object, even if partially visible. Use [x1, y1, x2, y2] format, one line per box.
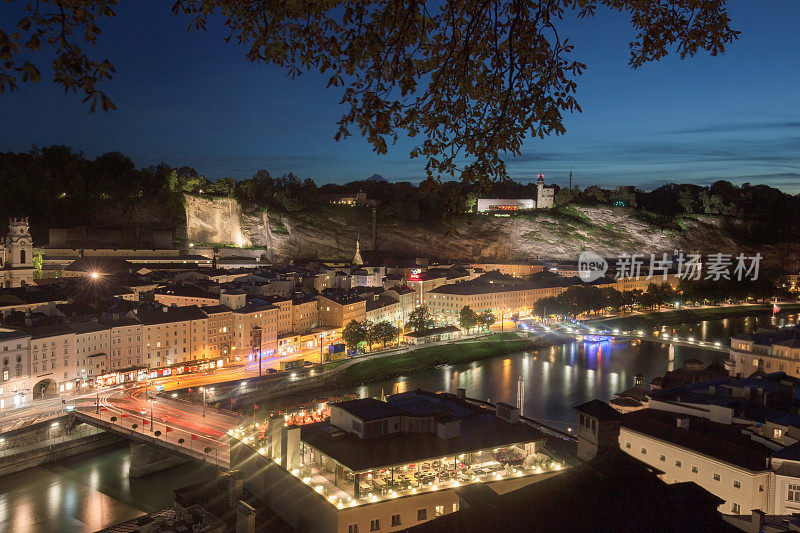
[232, 390, 560, 533]
[476, 199, 534, 213]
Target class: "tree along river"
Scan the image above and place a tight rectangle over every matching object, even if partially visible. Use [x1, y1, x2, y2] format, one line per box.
[0, 312, 795, 532]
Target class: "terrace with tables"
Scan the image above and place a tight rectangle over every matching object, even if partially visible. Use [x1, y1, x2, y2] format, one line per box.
[284, 390, 565, 509]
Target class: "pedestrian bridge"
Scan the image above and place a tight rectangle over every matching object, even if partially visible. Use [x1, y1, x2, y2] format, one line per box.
[603, 332, 729, 353]
[73, 410, 232, 470]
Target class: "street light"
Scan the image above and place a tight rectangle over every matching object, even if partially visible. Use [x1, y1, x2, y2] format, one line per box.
[148, 394, 156, 432]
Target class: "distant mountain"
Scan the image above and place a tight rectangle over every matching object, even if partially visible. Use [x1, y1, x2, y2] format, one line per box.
[366, 174, 389, 183]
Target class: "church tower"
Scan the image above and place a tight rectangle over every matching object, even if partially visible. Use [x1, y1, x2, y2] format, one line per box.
[3, 218, 35, 287]
[352, 239, 364, 266]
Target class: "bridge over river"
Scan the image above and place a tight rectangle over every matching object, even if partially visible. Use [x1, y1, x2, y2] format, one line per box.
[604, 331, 730, 353]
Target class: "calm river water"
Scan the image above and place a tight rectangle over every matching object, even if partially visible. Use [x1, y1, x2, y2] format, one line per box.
[0, 312, 795, 532]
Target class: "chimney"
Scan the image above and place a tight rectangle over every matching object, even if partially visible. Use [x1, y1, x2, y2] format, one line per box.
[228, 470, 244, 505]
[750, 510, 765, 533]
[235, 500, 256, 533]
[676, 417, 690, 429]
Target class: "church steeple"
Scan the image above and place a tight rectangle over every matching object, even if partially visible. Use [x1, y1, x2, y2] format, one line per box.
[352, 239, 364, 266]
[2, 218, 35, 287]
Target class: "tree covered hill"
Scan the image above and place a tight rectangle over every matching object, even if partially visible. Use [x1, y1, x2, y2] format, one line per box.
[1, 146, 798, 263]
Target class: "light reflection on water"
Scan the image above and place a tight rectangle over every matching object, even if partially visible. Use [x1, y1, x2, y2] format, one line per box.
[360, 314, 796, 431]
[0, 444, 218, 533]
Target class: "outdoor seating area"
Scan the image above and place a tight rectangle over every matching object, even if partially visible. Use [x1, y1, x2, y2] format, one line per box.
[290, 442, 562, 508]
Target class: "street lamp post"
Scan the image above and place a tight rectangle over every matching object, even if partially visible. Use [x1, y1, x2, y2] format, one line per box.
[149, 395, 155, 432]
[201, 387, 206, 418]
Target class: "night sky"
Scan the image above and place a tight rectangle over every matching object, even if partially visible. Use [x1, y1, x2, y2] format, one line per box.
[1, 1, 799, 192]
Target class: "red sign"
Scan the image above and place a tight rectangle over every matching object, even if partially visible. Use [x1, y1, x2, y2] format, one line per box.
[409, 274, 420, 281]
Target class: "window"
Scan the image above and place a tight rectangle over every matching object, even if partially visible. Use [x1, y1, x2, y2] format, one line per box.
[640, 448, 646, 455]
[788, 484, 800, 501]
[733, 481, 741, 489]
[713, 473, 720, 481]
[391, 515, 401, 527]
[692, 466, 698, 473]
[659, 455, 666, 462]
[675, 460, 682, 467]
[370, 519, 380, 531]
[759, 484, 765, 492]
[775, 428, 784, 439]
[435, 505, 445, 517]
[625, 442, 631, 449]
[732, 503, 740, 514]
[348, 525, 359, 533]
[417, 509, 427, 521]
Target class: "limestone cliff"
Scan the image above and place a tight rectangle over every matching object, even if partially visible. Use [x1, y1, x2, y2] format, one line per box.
[182, 194, 799, 265]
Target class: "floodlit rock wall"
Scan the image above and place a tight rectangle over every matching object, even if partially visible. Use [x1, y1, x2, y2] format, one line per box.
[185, 195, 251, 247]
[181, 194, 797, 266]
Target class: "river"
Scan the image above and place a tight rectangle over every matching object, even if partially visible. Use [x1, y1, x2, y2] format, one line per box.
[0, 312, 795, 532]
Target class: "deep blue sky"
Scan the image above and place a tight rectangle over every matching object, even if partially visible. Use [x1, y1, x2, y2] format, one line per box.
[1, 1, 799, 192]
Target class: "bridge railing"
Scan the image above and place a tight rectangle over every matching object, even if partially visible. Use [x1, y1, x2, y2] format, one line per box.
[75, 412, 230, 469]
[0, 423, 104, 463]
[0, 407, 71, 434]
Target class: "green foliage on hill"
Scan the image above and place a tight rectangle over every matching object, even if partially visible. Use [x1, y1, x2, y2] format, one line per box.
[2, 146, 799, 247]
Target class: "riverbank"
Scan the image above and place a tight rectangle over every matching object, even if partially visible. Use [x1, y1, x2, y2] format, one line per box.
[234, 333, 550, 409]
[330, 333, 546, 386]
[589, 303, 800, 331]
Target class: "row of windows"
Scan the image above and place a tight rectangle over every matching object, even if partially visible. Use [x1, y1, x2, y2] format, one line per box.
[348, 506, 447, 533]
[627, 442, 759, 491]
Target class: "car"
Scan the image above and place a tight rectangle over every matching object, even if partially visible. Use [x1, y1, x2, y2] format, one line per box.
[304, 361, 314, 367]
[266, 368, 278, 374]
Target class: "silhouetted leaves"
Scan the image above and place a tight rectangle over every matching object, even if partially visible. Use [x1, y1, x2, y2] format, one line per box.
[2, 1, 738, 183]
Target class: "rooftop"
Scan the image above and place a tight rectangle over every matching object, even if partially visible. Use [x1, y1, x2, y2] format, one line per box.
[134, 305, 208, 325]
[574, 400, 623, 421]
[333, 398, 405, 421]
[233, 299, 278, 314]
[621, 409, 771, 471]
[0, 327, 30, 341]
[301, 390, 547, 472]
[318, 289, 366, 306]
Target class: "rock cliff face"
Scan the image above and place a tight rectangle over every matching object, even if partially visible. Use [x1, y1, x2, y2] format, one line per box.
[182, 194, 790, 264]
[184, 195, 270, 249]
